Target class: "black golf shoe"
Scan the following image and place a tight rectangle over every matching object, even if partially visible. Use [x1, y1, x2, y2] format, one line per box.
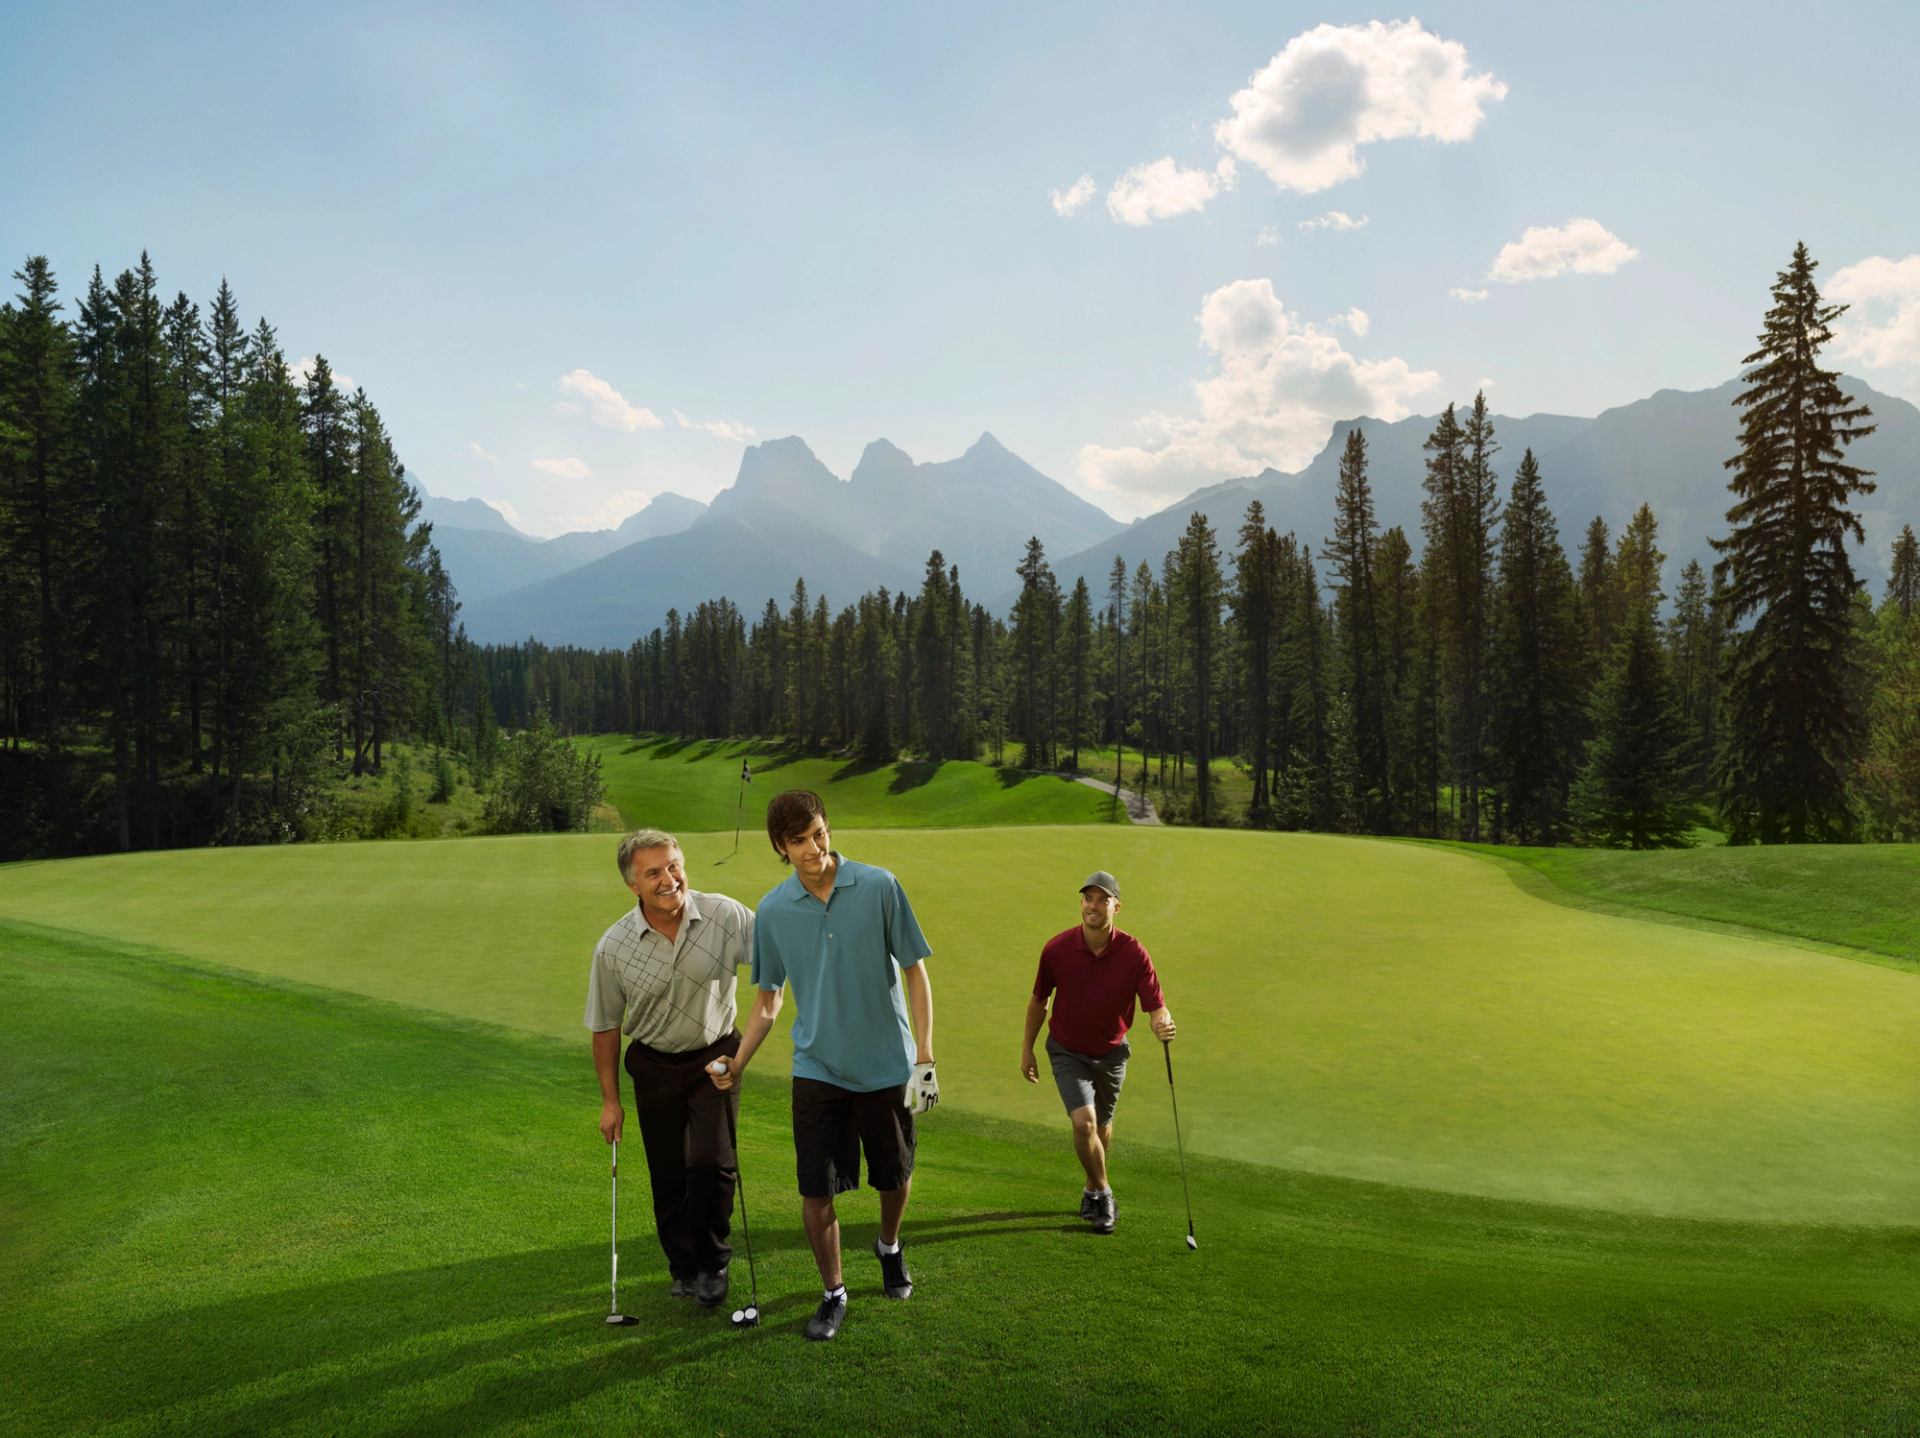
[693, 1267, 729, 1307]
[1092, 1191, 1116, 1234]
[669, 1276, 696, 1298]
[805, 1291, 846, 1341]
[1079, 1189, 1097, 1221]
[874, 1240, 912, 1299]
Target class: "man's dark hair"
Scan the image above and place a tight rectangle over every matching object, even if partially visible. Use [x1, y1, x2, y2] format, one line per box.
[766, 789, 828, 862]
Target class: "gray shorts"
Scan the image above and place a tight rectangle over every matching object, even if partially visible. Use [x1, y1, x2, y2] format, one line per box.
[1046, 1035, 1130, 1127]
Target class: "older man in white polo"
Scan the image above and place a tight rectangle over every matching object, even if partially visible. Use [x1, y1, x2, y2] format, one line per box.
[586, 828, 754, 1307]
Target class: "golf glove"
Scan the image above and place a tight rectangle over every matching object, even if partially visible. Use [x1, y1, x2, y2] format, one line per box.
[905, 1062, 939, 1114]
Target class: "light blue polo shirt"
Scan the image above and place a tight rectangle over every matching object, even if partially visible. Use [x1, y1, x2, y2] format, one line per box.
[752, 854, 932, 1093]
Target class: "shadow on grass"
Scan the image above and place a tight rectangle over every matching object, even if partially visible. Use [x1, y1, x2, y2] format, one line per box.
[66, 1242, 816, 1435]
[889, 761, 941, 794]
[997, 767, 1038, 789]
[907, 1210, 1084, 1244]
[831, 756, 888, 784]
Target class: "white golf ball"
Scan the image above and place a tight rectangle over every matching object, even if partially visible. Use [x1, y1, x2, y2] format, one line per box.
[745, 1306, 758, 1321]
[731, 1308, 744, 1322]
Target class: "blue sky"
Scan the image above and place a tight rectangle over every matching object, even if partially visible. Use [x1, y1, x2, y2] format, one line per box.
[5, 2, 1916, 535]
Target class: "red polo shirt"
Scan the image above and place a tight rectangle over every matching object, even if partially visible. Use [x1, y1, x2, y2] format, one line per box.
[1033, 925, 1165, 1056]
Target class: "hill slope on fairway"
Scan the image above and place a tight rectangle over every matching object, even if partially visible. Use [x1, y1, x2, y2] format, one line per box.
[579, 735, 1123, 832]
[2, 829, 1916, 1225]
[1443, 841, 1920, 970]
[3, 926, 1915, 1437]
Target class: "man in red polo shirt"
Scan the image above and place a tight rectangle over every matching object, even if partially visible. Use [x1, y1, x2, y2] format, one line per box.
[1019, 870, 1175, 1234]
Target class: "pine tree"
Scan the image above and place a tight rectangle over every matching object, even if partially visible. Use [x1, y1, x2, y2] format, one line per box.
[1062, 576, 1095, 769]
[1664, 560, 1721, 793]
[1712, 243, 1876, 843]
[1612, 502, 1665, 622]
[1571, 605, 1693, 849]
[1324, 426, 1389, 829]
[1576, 516, 1617, 658]
[1488, 449, 1585, 843]
[1231, 501, 1278, 822]
[1887, 524, 1918, 621]
[1009, 537, 1059, 769]
[1171, 511, 1223, 822]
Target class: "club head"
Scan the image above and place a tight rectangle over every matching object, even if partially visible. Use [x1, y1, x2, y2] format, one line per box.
[605, 1312, 639, 1326]
[730, 1305, 760, 1328]
[1185, 1234, 1198, 1251]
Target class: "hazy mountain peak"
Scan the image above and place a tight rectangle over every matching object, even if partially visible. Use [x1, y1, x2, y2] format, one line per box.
[966, 430, 1009, 457]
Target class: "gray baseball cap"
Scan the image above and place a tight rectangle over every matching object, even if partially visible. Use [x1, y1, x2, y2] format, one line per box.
[1079, 871, 1120, 899]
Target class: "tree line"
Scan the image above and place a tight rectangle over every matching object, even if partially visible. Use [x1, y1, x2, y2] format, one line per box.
[478, 245, 1920, 845]
[0, 253, 470, 856]
[8, 244, 1915, 855]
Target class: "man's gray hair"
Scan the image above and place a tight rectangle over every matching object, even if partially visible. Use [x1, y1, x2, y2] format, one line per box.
[617, 828, 681, 882]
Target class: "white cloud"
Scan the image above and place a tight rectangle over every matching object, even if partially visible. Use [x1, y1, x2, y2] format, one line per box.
[1475, 377, 1496, 392]
[1299, 209, 1369, 232]
[1489, 218, 1638, 283]
[1076, 278, 1441, 511]
[482, 497, 521, 528]
[1450, 286, 1490, 303]
[1106, 157, 1223, 226]
[1827, 254, 1920, 369]
[291, 356, 357, 393]
[466, 441, 501, 463]
[1335, 307, 1371, 337]
[533, 456, 592, 480]
[1215, 20, 1506, 194]
[1050, 174, 1096, 217]
[673, 410, 756, 444]
[556, 368, 664, 432]
[569, 488, 653, 533]
[1256, 226, 1281, 247]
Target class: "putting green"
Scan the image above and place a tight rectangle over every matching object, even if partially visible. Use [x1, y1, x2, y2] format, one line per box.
[3, 828, 1915, 1224]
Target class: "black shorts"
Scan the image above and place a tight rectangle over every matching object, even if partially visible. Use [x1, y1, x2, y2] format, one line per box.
[791, 1076, 916, 1198]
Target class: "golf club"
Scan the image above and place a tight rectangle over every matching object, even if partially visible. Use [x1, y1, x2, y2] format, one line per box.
[606, 1139, 639, 1325]
[1162, 1040, 1197, 1251]
[709, 1059, 760, 1327]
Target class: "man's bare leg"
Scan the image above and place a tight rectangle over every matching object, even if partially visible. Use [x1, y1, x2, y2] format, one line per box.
[876, 1175, 912, 1247]
[802, 1195, 842, 1289]
[1069, 1105, 1108, 1190]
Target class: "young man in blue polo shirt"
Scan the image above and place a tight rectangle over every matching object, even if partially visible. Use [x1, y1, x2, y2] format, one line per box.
[1020, 870, 1175, 1234]
[708, 789, 937, 1342]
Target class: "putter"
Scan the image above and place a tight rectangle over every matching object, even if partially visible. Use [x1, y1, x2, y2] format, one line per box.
[1162, 1040, 1197, 1251]
[709, 1060, 760, 1328]
[605, 1139, 639, 1326]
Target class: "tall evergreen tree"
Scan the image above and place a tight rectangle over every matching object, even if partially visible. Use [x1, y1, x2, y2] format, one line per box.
[1324, 427, 1389, 829]
[1062, 575, 1095, 768]
[1488, 450, 1585, 843]
[1575, 516, 1617, 658]
[1612, 502, 1666, 622]
[1712, 243, 1876, 843]
[1887, 524, 1918, 621]
[1231, 501, 1278, 822]
[1171, 511, 1223, 822]
[1570, 605, 1693, 849]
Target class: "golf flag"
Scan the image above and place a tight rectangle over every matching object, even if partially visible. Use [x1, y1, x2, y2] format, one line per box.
[741, 760, 751, 784]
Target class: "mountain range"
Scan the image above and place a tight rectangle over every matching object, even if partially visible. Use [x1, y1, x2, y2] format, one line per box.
[428, 376, 1919, 648]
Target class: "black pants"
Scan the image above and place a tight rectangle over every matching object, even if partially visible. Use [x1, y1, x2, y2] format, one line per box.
[623, 1031, 741, 1280]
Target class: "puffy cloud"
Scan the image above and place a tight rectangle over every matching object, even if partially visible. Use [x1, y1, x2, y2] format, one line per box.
[291, 356, 357, 393]
[1076, 278, 1440, 510]
[1489, 218, 1638, 283]
[1256, 226, 1281, 247]
[1050, 174, 1096, 217]
[1450, 286, 1490, 303]
[1827, 254, 1920, 369]
[556, 368, 664, 431]
[533, 456, 591, 480]
[466, 441, 501, 463]
[674, 410, 756, 443]
[1299, 209, 1369, 232]
[1215, 20, 1506, 194]
[568, 488, 653, 533]
[1336, 307, 1371, 337]
[1106, 157, 1225, 226]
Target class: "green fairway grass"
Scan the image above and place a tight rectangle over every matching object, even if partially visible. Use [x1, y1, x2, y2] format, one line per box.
[3, 828, 1916, 1225]
[3, 924, 1915, 1436]
[1438, 841, 1920, 971]
[579, 734, 1121, 831]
